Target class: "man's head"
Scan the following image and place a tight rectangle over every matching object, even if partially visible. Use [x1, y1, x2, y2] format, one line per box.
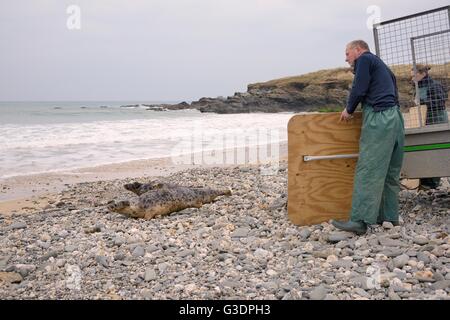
[411, 64, 430, 82]
[345, 40, 370, 67]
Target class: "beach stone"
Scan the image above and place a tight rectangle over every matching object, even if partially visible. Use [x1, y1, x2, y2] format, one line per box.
[55, 259, 66, 268]
[354, 288, 370, 298]
[416, 252, 430, 264]
[113, 236, 126, 246]
[7, 222, 27, 230]
[433, 289, 448, 299]
[354, 238, 368, 248]
[12, 264, 36, 277]
[309, 285, 327, 300]
[327, 232, 352, 243]
[382, 248, 404, 258]
[413, 236, 429, 245]
[132, 246, 145, 257]
[140, 288, 153, 299]
[254, 248, 271, 260]
[0, 255, 11, 270]
[37, 240, 51, 250]
[352, 275, 380, 290]
[184, 284, 197, 295]
[382, 222, 394, 229]
[393, 254, 409, 269]
[414, 270, 435, 282]
[330, 259, 354, 269]
[433, 271, 445, 282]
[226, 280, 245, 289]
[430, 280, 450, 290]
[289, 249, 303, 257]
[268, 197, 286, 210]
[178, 249, 194, 258]
[336, 241, 349, 249]
[121, 260, 132, 266]
[158, 262, 169, 274]
[394, 270, 407, 280]
[388, 290, 401, 300]
[58, 230, 69, 238]
[146, 244, 159, 253]
[41, 250, 59, 261]
[379, 272, 397, 281]
[405, 250, 417, 257]
[391, 278, 412, 292]
[368, 237, 379, 247]
[298, 228, 311, 240]
[40, 233, 51, 242]
[313, 249, 335, 259]
[303, 242, 314, 253]
[0, 272, 23, 284]
[431, 247, 445, 257]
[378, 237, 408, 247]
[407, 260, 417, 268]
[84, 225, 101, 234]
[282, 289, 303, 300]
[64, 245, 77, 252]
[326, 255, 339, 264]
[420, 244, 435, 252]
[95, 255, 109, 268]
[231, 228, 249, 238]
[114, 252, 126, 261]
[144, 268, 157, 282]
[362, 257, 374, 265]
[266, 269, 278, 277]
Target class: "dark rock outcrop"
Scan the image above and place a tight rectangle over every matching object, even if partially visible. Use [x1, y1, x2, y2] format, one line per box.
[145, 64, 448, 114]
[190, 68, 354, 113]
[143, 101, 191, 111]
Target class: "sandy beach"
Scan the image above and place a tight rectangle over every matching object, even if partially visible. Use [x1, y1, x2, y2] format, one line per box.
[0, 142, 288, 215]
[0, 157, 192, 216]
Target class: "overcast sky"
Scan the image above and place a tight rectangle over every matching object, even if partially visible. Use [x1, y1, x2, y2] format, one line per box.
[0, 0, 448, 102]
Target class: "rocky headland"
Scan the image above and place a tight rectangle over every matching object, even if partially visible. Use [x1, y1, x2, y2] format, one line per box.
[143, 65, 430, 114]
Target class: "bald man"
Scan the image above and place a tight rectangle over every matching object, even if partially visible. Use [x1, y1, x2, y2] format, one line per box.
[331, 40, 405, 235]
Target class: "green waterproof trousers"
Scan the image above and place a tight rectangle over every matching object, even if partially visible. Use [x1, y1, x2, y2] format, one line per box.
[350, 105, 405, 225]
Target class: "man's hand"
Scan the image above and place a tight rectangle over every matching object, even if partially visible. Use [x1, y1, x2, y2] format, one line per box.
[340, 108, 354, 122]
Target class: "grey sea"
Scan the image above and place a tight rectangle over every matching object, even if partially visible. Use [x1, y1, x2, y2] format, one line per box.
[0, 101, 293, 178]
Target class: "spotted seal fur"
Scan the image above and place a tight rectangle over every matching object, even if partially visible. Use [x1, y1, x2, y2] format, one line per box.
[123, 181, 176, 196]
[108, 183, 231, 219]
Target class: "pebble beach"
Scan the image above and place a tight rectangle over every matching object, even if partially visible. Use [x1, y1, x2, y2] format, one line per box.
[0, 161, 449, 300]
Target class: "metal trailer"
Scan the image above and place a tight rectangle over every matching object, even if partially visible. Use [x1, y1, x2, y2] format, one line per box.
[373, 6, 450, 179]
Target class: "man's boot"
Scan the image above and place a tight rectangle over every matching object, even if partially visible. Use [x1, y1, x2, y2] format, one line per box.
[331, 220, 367, 235]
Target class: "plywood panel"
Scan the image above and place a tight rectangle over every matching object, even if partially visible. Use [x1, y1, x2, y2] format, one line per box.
[287, 112, 362, 226]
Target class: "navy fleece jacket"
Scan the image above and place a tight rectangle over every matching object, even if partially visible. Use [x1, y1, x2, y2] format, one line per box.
[346, 51, 399, 114]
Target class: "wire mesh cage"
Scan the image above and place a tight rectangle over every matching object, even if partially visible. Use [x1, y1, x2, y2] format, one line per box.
[373, 6, 450, 129]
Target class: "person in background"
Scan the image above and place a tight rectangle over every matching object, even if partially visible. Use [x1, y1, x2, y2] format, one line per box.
[331, 40, 405, 235]
[411, 64, 449, 190]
